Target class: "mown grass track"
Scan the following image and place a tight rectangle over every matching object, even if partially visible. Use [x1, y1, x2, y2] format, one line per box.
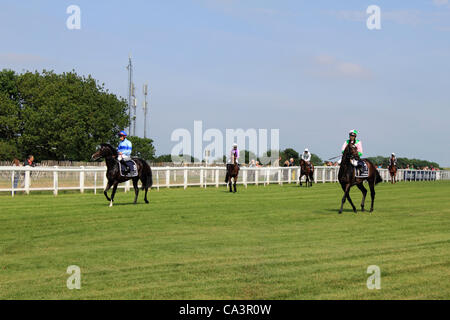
[0, 181, 449, 299]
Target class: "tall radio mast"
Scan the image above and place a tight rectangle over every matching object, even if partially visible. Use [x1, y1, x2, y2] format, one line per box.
[143, 84, 149, 139]
[126, 54, 135, 135]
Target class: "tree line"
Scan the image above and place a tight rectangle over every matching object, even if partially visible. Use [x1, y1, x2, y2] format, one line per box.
[0, 69, 155, 162]
[0, 69, 441, 168]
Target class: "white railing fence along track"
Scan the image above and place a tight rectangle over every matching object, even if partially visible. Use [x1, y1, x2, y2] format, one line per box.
[0, 166, 446, 196]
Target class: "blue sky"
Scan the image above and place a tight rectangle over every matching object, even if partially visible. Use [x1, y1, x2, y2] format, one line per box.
[1, 0, 449, 165]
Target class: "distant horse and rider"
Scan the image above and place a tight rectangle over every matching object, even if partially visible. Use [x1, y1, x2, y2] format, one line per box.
[91, 131, 152, 206]
[389, 153, 398, 184]
[337, 130, 382, 214]
[225, 143, 240, 193]
[299, 148, 314, 187]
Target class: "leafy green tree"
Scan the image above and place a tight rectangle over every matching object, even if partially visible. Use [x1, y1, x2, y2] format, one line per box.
[127, 136, 155, 160]
[154, 154, 173, 163]
[310, 153, 323, 166]
[0, 70, 21, 142]
[240, 149, 258, 164]
[0, 141, 20, 161]
[0, 69, 129, 161]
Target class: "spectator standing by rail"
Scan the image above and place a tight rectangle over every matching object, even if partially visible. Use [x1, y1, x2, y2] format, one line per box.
[24, 155, 36, 167]
[12, 158, 21, 193]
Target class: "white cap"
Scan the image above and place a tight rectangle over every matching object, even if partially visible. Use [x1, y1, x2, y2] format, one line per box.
[304, 148, 309, 152]
[233, 143, 238, 147]
[392, 153, 395, 156]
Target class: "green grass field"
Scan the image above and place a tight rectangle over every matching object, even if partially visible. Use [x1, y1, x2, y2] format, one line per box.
[1, 181, 449, 300]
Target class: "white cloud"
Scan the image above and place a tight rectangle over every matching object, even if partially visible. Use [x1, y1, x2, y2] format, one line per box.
[312, 55, 372, 79]
[433, 0, 449, 6]
[0, 53, 45, 64]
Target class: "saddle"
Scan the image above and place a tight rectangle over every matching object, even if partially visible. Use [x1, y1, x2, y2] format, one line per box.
[355, 160, 369, 178]
[119, 159, 138, 177]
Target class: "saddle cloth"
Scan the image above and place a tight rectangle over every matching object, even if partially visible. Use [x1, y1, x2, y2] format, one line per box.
[119, 160, 138, 177]
[355, 160, 369, 178]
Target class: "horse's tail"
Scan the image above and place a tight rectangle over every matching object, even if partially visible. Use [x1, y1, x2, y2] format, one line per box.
[375, 169, 383, 185]
[140, 159, 153, 190]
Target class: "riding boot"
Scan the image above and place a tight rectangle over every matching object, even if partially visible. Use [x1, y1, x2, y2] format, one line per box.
[120, 160, 130, 174]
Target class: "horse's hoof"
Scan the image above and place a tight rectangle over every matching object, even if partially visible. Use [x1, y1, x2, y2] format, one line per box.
[145, 200, 149, 204]
[109, 201, 113, 207]
[338, 210, 342, 214]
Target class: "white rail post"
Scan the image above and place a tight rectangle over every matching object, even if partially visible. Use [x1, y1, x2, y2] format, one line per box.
[166, 169, 170, 188]
[243, 169, 247, 188]
[255, 169, 259, 186]
[215, 169, 219, 188]
[156, 170, 160, 191]
[184, 169, 188, 189]
[279, 168, 282, 185]
[200, 168, 204, 188]
[94, 171, 97, 195]
[288, 168, 292, 184]
[24, 170, 30, 195]
[314, 169, 318, 184]
[79, 166, 85, 193]
[11, 169, 15, 197]
[53, 166, 58, 196]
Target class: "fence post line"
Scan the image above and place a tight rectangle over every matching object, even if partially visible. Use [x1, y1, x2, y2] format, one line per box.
[288, 168, 291, 184]
[184, 169, 188, 189]
[11, 169, 14, 197]
[156, 170, 160, 191]
[24, 170, 30, 195]
[79, 166, 85, 193]
[200, 168, 204, 188]
[166, 169, 170, 188]
[243, 169, 247, 188]
[53, 166, 58, 196]
[314, 169, 318, 184]
[215, 169, 219, 188]
[255, 169, 259, 186]
[94, 171, 97, 195]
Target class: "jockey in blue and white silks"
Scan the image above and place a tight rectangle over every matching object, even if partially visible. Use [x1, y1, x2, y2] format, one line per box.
[118, 131, 132, 173]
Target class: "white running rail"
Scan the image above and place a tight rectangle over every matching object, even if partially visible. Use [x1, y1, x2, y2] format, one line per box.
[0, 166, 447, 196]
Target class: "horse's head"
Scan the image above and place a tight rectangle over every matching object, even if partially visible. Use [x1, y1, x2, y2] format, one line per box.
[343, 142, 360, 163]
[91, 144, 117, 161]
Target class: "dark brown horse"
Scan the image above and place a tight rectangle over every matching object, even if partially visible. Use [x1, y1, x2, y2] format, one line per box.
[91, 144, 152, 206]
[299, 159, 314, 187]
[338, 143, 382, 214]
[389, 159, 397, 184]
[225, 158, 240, 193]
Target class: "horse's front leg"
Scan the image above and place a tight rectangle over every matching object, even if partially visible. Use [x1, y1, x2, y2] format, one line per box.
[229, 178, 232, 192]
[132, 178, 139, 204]
[339, 185, 347, 214]
[109, 182, 119, 207]
[233, 179, 237, 193]
[104, 181, 112, 201]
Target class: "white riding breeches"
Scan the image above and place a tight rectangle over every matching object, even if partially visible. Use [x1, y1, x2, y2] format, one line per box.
[118, 154, 131, 161]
